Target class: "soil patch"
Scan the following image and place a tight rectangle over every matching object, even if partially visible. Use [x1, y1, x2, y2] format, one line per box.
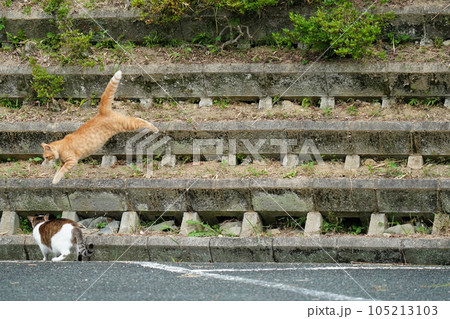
[1, 156, 448, 180]
[1, 98, 449, 124]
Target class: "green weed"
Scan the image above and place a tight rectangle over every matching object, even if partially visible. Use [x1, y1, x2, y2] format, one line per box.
[274, 1, 394, 59]
[29, 59, 65, 105]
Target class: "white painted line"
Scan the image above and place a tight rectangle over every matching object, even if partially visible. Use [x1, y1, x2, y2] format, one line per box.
[135, 262, 371, 301]
[195, 265, 450, 272]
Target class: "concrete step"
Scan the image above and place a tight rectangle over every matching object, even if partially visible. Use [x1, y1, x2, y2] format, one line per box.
[0, 178, 448, 223]
[0, 63, 448, 100]
[1, 120, 449, 159]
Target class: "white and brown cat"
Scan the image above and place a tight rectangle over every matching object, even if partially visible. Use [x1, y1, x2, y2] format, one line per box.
[28, 214, 94, 262]
[41, 70, 159, 184]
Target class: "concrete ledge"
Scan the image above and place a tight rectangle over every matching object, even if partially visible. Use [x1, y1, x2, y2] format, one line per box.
[0, 63, 448, 100]
[3, 235, 448, 264]
[2, 178, 448, 219]
[0, 120, 448, 159]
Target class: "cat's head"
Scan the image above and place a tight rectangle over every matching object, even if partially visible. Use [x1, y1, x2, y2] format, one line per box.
[27, 214, 51, 228]
[41, 143, 59, 166]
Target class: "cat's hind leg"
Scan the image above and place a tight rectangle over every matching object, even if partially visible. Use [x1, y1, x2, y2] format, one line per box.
[123, 117, 159, 133]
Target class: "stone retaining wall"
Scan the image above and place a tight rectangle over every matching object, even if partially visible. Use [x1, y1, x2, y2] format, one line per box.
[1, 5, 448, 43]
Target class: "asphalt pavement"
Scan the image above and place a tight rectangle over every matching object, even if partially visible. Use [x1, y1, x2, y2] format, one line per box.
[0, 261, 448, 301]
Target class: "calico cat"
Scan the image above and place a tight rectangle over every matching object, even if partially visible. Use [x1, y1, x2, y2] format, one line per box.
[27, 214, 94, 262]
[41, 70, 159, 184]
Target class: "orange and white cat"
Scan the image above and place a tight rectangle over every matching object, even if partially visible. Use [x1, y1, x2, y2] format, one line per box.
[28, 214, 94, 262]
[41, 70, 158, 184]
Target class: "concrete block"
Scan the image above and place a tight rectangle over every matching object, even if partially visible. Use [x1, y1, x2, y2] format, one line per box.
[376, 179, 438, 213]
[180, 212, 203, 236]
[240, 211, 263, 237]
[101, 155, 117, 168]
[258, 96, 273, 110]
[407, 155, 423, 169]
[61, 211, 79, 222]
[199, 97, 213, 107]
[68, 191, 127, 212]
[147, 237, 212, 262]
[89, 236, 149, 261]
[7, 187, 71, 212]
[336, 237, 403, 264]
[281, 154, 299, 168]
[119, 211, 140, 234]
[273, 237, 337, 263]
[432, 213, 449, 235]
[127, 180, 188, 213]
[210, 237, 273, 262]
[368, 213, 388, 236]
[160, 154, 176, 168]
[304, 211, 323, 237]
[402, 238, 450, 265]
[189, 188, 249, 215]
[313, 179, 376, 213]
[252, 190, 313, 213]
[445, 98, 450, 108]
[344, 155, 360, 170]
[140, 98, 153, 109]
[320, 96, 335, 109]
[382, 96, 395, 108]
[0, 211, 20, 235]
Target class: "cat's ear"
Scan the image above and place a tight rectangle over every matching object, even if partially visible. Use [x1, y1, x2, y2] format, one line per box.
[41, 143, 53, 152]
[43, 214, 50, 221]
[27, 216, 37, 228]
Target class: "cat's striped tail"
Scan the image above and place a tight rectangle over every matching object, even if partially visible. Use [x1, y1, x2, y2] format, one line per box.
[73, 227, 94, 261]
[99, 70, 122, 115]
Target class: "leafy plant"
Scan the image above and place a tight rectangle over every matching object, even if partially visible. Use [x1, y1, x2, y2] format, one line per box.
[277, 216, 306, 229]
[28, 157, 43, 163]
[322, 213, 344, 234]
[301, 98, 312, 108]
[247, 166, 268, 177]
[349, 224, 366, 235]
[425, 97, 442, 107]
[322, 106, 333, 117]
[30, 59, 65, 105]
[20, 217, 33, 234]
[131, 0, 279, 24]
[5, 30, 27, 49]
[37, 0, 71, 20]
[59, 29, 94, 64]
[96, 221, 107, 229]
[386, 32, 411, 49]
[0, 98, 21, 109]
[283, 169, 297, 179]
[346, 105, 358, 116]
[274, 1, 394, 59]
[186, 220, 222, 237]
[407, 98, 420, 106]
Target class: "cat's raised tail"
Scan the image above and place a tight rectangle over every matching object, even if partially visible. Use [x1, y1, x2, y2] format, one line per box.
[99, 70, 122, 115]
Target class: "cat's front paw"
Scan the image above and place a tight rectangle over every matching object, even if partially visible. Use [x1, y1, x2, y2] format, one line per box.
[52, 176, 62, 184]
